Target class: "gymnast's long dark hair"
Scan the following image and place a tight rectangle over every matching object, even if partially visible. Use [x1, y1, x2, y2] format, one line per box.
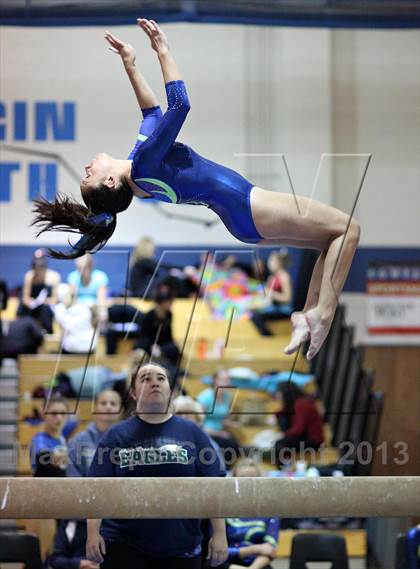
[32, 180, 133, 260]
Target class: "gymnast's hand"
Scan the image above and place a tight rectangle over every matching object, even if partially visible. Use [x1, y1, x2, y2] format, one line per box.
[104, 30, 136, 68]
[137, 18, 170, 55]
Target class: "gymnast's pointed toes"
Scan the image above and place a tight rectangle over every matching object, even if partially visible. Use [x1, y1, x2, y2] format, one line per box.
[306, 344, 318, 361]
[284, 340, 299, 355]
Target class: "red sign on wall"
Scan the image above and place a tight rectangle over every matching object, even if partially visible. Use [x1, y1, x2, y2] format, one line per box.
[366, 262, 420, 335]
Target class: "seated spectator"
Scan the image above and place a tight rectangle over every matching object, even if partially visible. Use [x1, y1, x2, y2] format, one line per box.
[220, 458, 279, 569]
[30, 396, 70, 477]
[105, 303, 144, 355]
[54, 300, 97, 354]
[274, 382, 324, 467]
[251, 250, 292, 336]
[133, 284, 180, 374]
[129, 236, 198, 299]
[67, 389, 122, 477]
[46, 518, 99, 569]
[173, 395, 204, 422]
[18, 248, 60, 333]
[67, 254, 108, 326]
[162, 267, 200, 298]
[129, 236, 160, 298]
[197, 370, 239, 454]
[0, 313, 43, 358]
[174, 395, 223, 460]
[218, 254, 260, 279]
[251, 257, 269, 282]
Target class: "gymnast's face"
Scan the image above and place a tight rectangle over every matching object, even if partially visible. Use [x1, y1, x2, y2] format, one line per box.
[80, 153, 113, 192]
[131, 364, 172, 413]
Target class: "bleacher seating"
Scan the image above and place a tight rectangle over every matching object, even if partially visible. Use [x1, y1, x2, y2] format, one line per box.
[310, 307, 384, 480]
[0, 296, 376, 566]
[327, 325, 354, 429]
[333, 347, 364, 447]
[318, 305, 346, 407]
[354, 392, 384, 477]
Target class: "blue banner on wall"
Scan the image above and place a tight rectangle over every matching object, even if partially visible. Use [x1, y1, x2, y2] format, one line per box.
[1, 0, 420, 29]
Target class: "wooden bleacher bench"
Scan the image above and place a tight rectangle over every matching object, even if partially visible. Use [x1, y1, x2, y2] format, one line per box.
[229, 421, 340, 467]
[8, 296, 308, 387]
[39, 333, 62, 353]
[3, 296, 290, 333]
[6, 295, 303, 359]
[183, 355, 307, 375]
[19, 399, 98, 420]
[11, 299, 349, 560]
[18, 356, 308, 400]
[15, 299, 342, 475]
[18, 354, 130, 376]
[17, 353, 337, 474]
[0, 295, 19, 320]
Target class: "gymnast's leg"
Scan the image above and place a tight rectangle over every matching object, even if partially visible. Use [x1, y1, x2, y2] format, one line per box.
[283, 251, 327, 355]
[250, 187, 360, 359]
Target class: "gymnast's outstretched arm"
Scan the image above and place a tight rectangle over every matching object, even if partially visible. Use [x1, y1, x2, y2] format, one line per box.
[105, 30, 160, 109]
[137, 18, 183, 83]
[104, 29, 163, 158]
[132, 19, 190, 163]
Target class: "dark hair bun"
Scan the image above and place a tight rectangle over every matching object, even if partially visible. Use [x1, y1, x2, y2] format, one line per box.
[153, 284, 175, 303]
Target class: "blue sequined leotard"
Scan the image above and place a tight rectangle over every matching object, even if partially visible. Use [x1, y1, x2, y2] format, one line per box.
[129, 80, 262, 244]
[225, 517, 280, 565]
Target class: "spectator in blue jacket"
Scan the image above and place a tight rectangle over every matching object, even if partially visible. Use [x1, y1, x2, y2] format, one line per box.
[30, 396, 69, 477]
[221, 459, 279, 569]
[67, 389, 122, 477]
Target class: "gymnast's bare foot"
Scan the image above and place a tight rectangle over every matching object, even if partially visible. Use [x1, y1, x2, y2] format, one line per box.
[305, 307, 333, 360]
[284, 312, 310, 356]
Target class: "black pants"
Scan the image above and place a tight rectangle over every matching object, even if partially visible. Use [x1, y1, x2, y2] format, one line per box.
[106, 304, 144, 354]
[18, 302, 54, 333]
[210, 434, 240, 467]
[275, 435, 320, 467]
[101, 540, 202, 569]
[250, 308, 289, 336]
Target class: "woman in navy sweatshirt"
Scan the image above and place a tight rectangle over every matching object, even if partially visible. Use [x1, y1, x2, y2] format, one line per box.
[86, 362, 228, 568]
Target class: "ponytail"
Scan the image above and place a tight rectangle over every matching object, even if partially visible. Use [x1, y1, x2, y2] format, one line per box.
[32, 194, 117, 260]
[32, 178, 133, 260]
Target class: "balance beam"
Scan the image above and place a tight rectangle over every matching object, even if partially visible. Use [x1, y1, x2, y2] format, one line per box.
[1, 477, 418, 519]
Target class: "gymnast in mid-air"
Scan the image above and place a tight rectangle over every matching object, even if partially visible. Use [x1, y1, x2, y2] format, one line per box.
[33, 18, 360, 360]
